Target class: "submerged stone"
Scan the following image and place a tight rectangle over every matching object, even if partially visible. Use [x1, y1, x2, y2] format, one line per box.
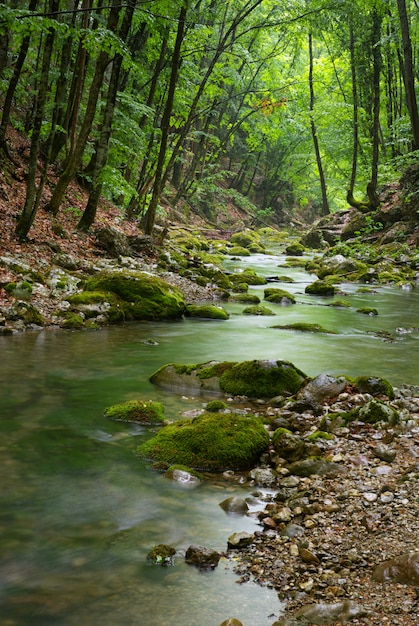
[219, 496, 249, 515]
[147, 544, 176, 565]
[185, 545, 221, 570]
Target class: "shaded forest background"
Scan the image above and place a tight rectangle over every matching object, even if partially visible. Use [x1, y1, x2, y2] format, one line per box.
[1, 0, 419, 240]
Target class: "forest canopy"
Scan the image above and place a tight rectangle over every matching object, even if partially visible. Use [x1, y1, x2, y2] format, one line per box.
[1, 0, 418, 239]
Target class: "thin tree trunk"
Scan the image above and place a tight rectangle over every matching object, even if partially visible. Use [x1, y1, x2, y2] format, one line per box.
[0, 0, 38, 156]
[308, 32, 329, 216]
[143, 3, 187, 235]
[78, 0, 137, 231]
[396, 0, 419, 150]
[349, 21, 359, 192]
[46, 0, 120, 216]
[15, 0, 58, 240]
[370, 7, 382, 199]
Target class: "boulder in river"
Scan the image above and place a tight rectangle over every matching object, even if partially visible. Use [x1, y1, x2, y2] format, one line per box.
[185, 545, 221, 570]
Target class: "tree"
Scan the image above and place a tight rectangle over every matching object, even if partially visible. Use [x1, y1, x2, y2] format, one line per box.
[396, 0, 419, 150]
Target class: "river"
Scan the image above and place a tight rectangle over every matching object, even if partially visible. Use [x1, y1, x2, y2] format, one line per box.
[1, 248, 418, 625]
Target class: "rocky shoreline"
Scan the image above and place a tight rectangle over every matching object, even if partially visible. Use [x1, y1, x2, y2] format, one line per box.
[223, 382, 419, 625]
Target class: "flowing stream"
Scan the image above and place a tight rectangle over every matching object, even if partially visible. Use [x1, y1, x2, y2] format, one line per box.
[1, 248, 418, 626]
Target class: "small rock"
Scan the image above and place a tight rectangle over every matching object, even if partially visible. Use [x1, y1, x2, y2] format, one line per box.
[227, 531, 254, 549]
[185, 545, 221, 570]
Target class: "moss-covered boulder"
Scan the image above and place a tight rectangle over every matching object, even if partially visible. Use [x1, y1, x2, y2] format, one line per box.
[147, 544, 176, 565]
[229, 293, 260, 304]
[229, 269, 267, 286]
[4, 280, 33, 300]
[13, 301, 44, 325]
[136, 412, 270, 471]
[356, 399, 399, 425]
[272, 430, 306, 462]
[242, 305, 275, 316]
[218, 360, 307, 398]
[305, 280, 335, 296]
[356, 307, 378, 315]
[150, 359, 307, 399]
[264, 287, 296, 304]
[165, 465, 203, 486]
[229, 246, 251, 256]
[285, 242, 305, 256]
[185, 304, 229, 320]
[82, 271, 186, 322]
[104, 400, 165, 425]
[230, 229, 265, 253]
[353, 375, 395, 399]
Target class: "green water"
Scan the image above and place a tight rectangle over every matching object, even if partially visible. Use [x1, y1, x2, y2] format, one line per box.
[0, 250, 418, 626]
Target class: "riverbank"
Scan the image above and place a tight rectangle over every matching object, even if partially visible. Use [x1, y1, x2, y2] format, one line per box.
[223, 381, 419, 625]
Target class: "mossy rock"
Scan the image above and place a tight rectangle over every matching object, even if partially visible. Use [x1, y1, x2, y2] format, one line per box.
[230, 269, 267, 286]
[67, 291, 115, 305]
[229, 246, 251, 256]
[285, 242, 305, 256]
[4, 280, 33, 300]
[59, 312, 84, 329]
[305, 280, 335, 296]
[355, 399, 399, 425]
[205, 400, 228, 412]
[231, 282, 249, 293]
[83, 271, 186, 321]
[230, 230, 262, 249]
[147, 544, 176, 565]
[137, 412, 270, 471]
[104, 400, 165, 425]
[264, 287, 296, 304]
[271, 322, 336, 334]
[229, 293, 260, 304]
[329, 299, 351, 308]
[185, 304, 229, 320]
[272, 430, 306, 462]
[353, 376, 395, 400]
[219, 359, 307, 398]
[165, 465, 204, 484]
[14, 301, 43, 325]
[356, 307, 378, 315]
[285, 257, 307, 267]
[150, 359, 306, 399]
[276, 275, 295, 283]
[242, 305, 275, 316]
[305, 430, 334, 441]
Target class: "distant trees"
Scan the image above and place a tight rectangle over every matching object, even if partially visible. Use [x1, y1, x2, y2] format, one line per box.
[0, 0, 418, 239]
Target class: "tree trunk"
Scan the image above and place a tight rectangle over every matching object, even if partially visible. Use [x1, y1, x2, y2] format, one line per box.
[396, 0, 419, 150]
[370, 7, 382, 199]
[78, 0, 137, 231]
[143, 3, 187, 235]
[46, 0, 120, 216]
[0, 0, 38, 155]
[349, 21, 359, 192]
[308, 32, 329, 216]
[15, 0, 58, 240]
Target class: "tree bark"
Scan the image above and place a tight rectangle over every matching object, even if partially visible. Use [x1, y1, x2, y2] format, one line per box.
[308, 32, 329, 216]
[143, 3, 187, 235]
[78, 0, 137, 231]
[46, 0, 120, 216]
[396, 0, 419, 150]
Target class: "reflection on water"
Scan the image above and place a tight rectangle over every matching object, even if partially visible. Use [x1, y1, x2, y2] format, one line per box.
[1, 248, 418, 625]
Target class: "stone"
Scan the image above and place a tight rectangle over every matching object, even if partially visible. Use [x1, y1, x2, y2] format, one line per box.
[293, 600, 369, 624]
[373, 444, 397, 462]
[298, 373, 347, 405]
[227, 531, 254, 549]
[219, 496, 249, 515]
[288, 459, 344, 478]
[185, 545, 221, 570]
[372, 550, 419, 586]
[248, 467, 278, 486]
[220, 620, 243, 626]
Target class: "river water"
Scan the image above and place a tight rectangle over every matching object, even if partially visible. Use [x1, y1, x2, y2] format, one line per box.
[1, 249, 418, 626]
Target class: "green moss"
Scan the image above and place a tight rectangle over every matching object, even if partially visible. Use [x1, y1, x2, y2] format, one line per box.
[277, 275, 295, 283]
[198, 361, 236, 380]
[165, 465, 204, 480]
[229, 293, 260, 304]
[271, 322, 336, 334]
[60, 312, 84, 329]
[83, 271, 186, 321]
[67, 291, 112, 305]
[242, 305, 275, 316]
[231, 282, 249, 293]
[356, 287, 376, 293]
[229, 246, 251, 256]
[357, 399, 399, 425]
[264, 287, 296, 304]
[230, 230, 262, 249]
[285, 257, 307, 267]
[147, 544, 176, 565]
[137, 412, 269, 471]
[219, 360, 306, 398]
[230, 269, 267, 286]
[356, 307, 378, 315]
[305, 280, 335, 296]
[104, 400, 165, 425]
[185, 304, 229, 320]
[329, 299, 351, 308]
[354, 376, 395, 400]
[285, 242, 305, 256]
[205, 400, 228, 412]
[305, 430, 334, 441]
[15, 302, 43, 325]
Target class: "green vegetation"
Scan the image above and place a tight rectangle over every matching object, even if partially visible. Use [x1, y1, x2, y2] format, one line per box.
[272, 322, 336, 334]
[264, 287, 296, 304]
[356, 307, 378, 315]
[137, 412, 270, 471]
[229, 293, 260, 304]
[147, 544, 176, 565]
[185, 304, 229, 320]
[242, 305, 275, 316]
[205, 400, 228, 412]
[219, 360, 306, 398]
[104, 400, 165, 425]
[305, 280, 336, 296]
